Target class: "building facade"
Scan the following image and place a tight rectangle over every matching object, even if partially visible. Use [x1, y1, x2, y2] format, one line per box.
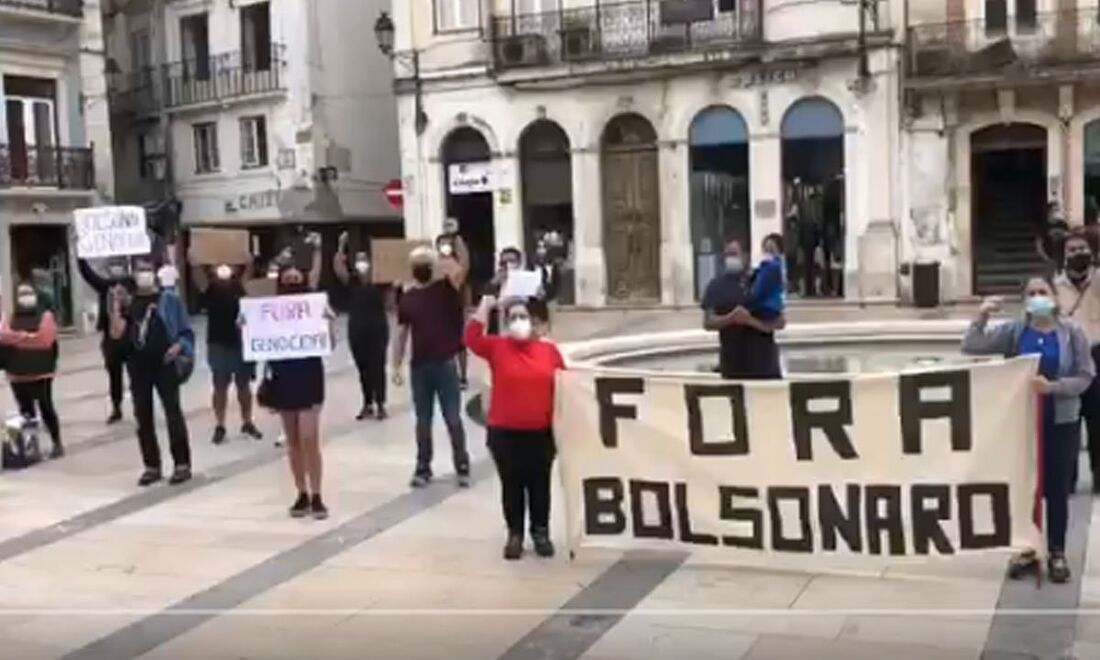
[0, 0, 114, 327]
[391, 0, 904, 307]
[104, 0, 401, 295]
[903, 0, 1100, 299]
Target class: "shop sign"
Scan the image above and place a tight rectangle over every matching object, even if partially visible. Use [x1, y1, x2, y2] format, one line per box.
[448, 162, 494, 195]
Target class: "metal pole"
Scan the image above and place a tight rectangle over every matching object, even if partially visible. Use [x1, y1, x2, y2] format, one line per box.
[858, 0, 870, 80]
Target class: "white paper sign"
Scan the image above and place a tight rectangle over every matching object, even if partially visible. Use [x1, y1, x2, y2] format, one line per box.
[448, 162, 493, 194]
[73, 206, 151, 258]
[241, 293, 332, 362]
[500, 269, 543, 300]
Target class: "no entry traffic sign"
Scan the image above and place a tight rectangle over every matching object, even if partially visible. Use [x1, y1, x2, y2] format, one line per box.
[383, 179, 403, 210]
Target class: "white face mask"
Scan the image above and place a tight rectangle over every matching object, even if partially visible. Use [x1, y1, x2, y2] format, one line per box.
[439, 244, 454, 257]
[135, 271, 156, 289]
[157, 265, 179, 288]
[724, 256, 744, 274]
[215, 265, 232, 280]
[266, 269, 279, 281]
[355, 261, 370, 275]
[17, 294, 36, 309]
[509, 317, 533, 341]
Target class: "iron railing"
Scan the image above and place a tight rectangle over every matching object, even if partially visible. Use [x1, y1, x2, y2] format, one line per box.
[491, 0, 762, 70]
[108, 68, 163, 116]
[0, 145, 95, 190]
[908, 7, 1100, 79]
[0, 0, 82, 17]
[163, 44, 286, 109]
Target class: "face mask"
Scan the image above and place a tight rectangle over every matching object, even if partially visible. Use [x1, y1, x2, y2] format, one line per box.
[412, 264, 433, 284]
[216, 265, 233, 280]
[1067, 253, 1093, 273]
[16, 294, 36, 309]
[266, 269, 279, 281]
[355, 261, 370, 275]
[724, 256, 744, 274]
[504, 261, 518, 271]
[1026, 295, 1056, 318]
[509, 317, 533, 341]
[439, 244, 454, 257]
[134, 271, 156, 290]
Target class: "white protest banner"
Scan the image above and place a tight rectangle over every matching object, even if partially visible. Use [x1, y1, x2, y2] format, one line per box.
[241, 292, 331, 362]
[73, 206, 151, 259]
[448, 162, 493, 194]
[500, 269, 542, 300]
[555, 358, 1041, 569]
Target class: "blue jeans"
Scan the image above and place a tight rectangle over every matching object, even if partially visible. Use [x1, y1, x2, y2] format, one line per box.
[410, 358, 469, 477]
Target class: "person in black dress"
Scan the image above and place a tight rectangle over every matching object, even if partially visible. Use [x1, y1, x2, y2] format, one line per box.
[334, 231, 389, 420]
[78, 256, 133, 423]
[263, 243, 330, 519]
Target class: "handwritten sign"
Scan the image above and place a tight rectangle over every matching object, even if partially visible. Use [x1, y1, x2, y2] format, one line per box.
[73, 206, 151, 258]
[500, 269, 542, 300]
[241, 292, 331, 362]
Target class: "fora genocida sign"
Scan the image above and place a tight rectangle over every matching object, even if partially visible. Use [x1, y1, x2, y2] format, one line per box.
[555, 358, 1041, 566]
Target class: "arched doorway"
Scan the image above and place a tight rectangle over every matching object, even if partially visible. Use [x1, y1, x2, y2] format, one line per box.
[1084, 119, 1100, 227]
[442, 126, 495, 294]
[781, 97, 845, 298]
[519, 120, 575, 304]
[601, 113, 660, 303]
[689, 106, 750, 299]
[971, 123, 1047, 294]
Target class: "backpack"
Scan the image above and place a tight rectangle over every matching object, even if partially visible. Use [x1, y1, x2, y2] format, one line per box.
[2, 415, 41, 470]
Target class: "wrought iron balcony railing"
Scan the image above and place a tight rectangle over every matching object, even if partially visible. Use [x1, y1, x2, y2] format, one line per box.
[907, 7, 1100, 80]
[0, 0, 82, 17]
[0, 145, 95, 190]
[491, 0, 762, 70]
[108, 68, 163, 116]
[163, 44, 287, 109]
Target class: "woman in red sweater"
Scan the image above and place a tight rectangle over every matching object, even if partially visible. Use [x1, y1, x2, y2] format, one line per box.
[0, 283, 62, 458]
[466, 294, 564, 560]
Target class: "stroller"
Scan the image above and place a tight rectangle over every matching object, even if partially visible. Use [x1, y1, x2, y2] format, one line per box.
[2, 413, 42, 470]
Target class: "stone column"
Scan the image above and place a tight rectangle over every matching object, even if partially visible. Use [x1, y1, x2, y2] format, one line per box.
[571, 147, 604, 307]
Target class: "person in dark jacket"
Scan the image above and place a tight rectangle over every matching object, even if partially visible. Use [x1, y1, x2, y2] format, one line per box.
[335, 232, 390, 420]
[0, 282, 62, 458]
[78, 257, 132, 423]
[110, 257, 194, 487]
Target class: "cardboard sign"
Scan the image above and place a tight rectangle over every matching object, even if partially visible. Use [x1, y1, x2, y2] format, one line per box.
[500, 269, 542, 300]
[190, 228, 252, 265]
[371, 239, 431, 284]
[241, 292, 331, 362]
[243, 278, 278, 297]
[556, 358, 1041, 569]
[73, 206, 151, 258]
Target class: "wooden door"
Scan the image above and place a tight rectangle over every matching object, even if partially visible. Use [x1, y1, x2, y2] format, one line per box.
[602, 144, 660, 302]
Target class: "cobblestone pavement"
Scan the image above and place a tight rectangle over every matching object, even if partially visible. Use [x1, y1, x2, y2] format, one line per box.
[0, 306, 1096, 660]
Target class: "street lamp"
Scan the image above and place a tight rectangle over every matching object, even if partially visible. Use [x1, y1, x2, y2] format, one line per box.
[374, 11, 427, 135]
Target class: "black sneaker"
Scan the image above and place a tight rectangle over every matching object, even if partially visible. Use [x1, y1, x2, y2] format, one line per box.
[503, 533, 524, 561]
[409, 473, 431, 489]
[168, 465, 192, 485]
[137, 469, 162, 487]
[289, 493, 310, 518]
[375, 405, 387, 420]
[531, 529, 555, 558]
[241, 422, 263, 440]
[456, 472, 471, 489]
[356, 405, 374, 421]
[1049, 553, 1071, 583]
[212, 425, 227, 445]
[106, 409, 122, 425]
[1007, 551, 1040, 580]
[48, 444, 65, 460]
[310, 495, 329, 520]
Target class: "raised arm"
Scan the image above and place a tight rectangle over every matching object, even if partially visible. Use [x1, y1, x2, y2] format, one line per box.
[308, 240, 323, 291]
[333, 232, 351, 285]
[77, 259, 108, 294]
[465, 295, 498, 359]
[960, 299, 1015, 356]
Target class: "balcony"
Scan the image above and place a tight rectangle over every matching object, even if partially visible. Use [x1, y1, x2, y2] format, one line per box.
[109, 68, 165, 117]
[0, 0, 82, 17]
[163, 44, 287, 110]
[490, 0, 762, 71]
[907, 7, 1100, 88]
[0, 145, 95, 191]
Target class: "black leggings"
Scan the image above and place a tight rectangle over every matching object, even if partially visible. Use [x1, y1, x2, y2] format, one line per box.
[11, 379, 61, 448]
[488, 428, 555, 535]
